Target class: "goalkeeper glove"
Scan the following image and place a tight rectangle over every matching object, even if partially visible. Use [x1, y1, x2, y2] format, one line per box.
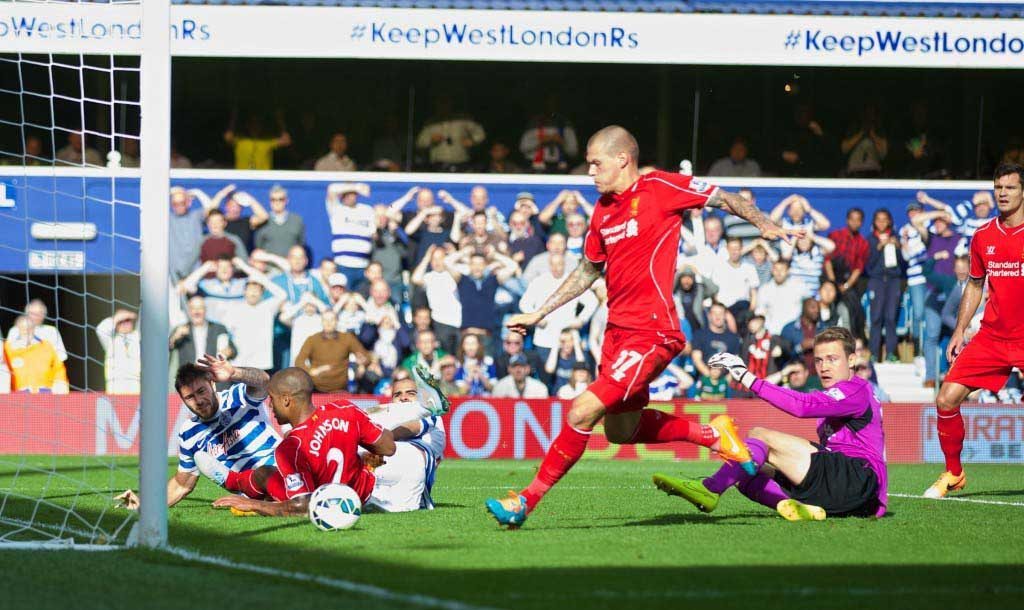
[707, 352, 756, 389]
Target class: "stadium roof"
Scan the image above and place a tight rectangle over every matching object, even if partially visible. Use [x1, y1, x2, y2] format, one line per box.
[172, 1, 1024, 18]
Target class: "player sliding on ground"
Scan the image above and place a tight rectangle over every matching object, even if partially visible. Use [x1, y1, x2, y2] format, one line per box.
[925, 162, 1024, 499]
[211, 365, 450, 516]
[486, 125, 803, 528]
[115, 354, 281, 509]
[653, 327, 888, 520]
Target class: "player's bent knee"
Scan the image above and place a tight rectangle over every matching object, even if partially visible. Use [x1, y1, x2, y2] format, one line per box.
[567, 397, 605, 431]
[748, 426, 769, 440]
[936, 384, 968, 413]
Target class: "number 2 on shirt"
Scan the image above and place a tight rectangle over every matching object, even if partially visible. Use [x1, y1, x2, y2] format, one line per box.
[326, 447, 345, 485]
[610, 349, 644, 382]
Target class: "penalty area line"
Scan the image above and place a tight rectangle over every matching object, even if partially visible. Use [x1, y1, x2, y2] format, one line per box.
[161, 545, 502, 610]
[890, 493, 1024, 508]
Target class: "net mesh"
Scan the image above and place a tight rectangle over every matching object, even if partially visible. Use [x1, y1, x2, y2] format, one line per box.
[0, 0, 144, 546]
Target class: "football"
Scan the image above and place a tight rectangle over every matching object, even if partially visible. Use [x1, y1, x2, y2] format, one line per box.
[308, 483, 362, 531]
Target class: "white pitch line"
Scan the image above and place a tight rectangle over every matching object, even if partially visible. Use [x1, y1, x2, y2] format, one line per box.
[161, 546, 502, 610]
[890, 493, 1024, 507]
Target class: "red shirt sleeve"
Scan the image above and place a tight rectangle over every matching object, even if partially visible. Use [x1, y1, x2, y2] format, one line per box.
[969, 231, 985, 279]
[274, 435, 315, 499]
[647, 171, 717, 215]
[353, 407, 385, 448]
[583, 226, 606, 264]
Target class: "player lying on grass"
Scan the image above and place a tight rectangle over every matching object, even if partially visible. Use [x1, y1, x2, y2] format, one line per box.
[115, 355, 281, 509]
[653, 327, 888, 520]
[212, 365, 450, 516]
[486, 125, 803, 528]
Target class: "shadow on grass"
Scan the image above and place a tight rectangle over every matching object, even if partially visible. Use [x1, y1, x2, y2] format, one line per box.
[959, 489, 1024, 499]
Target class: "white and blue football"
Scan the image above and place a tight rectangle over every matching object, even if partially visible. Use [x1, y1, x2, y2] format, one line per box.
[308, 483, 362, 531]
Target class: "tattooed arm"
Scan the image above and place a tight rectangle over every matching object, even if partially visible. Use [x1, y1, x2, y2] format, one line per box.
[506, 258, 604, 335]
[196, 353, 270, 400]
[212, 493, 309, 517]
[706, 188, 804, 243]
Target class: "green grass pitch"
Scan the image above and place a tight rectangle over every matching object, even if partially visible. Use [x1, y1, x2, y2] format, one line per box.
[1, 457, 1022, 610]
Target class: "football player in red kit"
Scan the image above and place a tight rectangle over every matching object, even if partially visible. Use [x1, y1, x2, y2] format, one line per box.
[926, 163, 1024, 498]
[486, 125, 803, 527]
[212, 367, 394, 516]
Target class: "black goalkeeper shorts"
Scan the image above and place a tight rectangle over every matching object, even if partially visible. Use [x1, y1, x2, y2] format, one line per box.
[776, 447, 880, 517]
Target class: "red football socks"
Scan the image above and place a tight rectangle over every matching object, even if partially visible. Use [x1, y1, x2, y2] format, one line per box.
[520, 425, 591, 510]
[225, 469, 268, 500]
[627, 409, 717, 447]
[936, 406, 966, 476]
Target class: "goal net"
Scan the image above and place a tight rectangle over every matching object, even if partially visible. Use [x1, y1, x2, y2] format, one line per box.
[0, 0, 169, 549]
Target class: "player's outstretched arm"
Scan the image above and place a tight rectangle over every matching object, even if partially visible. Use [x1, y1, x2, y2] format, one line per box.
[168, 472, 198, 507]
[507, 258, 603, 335]
[947, 276, 985, 362]
[213, 493, 310, 517]
[707, 189, 803, 243]
[197, 353, 270, 401]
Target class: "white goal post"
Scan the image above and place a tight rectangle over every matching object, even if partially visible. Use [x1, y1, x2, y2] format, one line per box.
[0, 0, 170, 549]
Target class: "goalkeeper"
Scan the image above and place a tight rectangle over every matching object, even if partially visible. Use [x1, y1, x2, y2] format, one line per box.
[653, 327, 888, 520]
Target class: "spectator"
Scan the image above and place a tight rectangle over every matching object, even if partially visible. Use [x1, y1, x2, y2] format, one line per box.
[441, 186, 508, 236]
[411, 245, 462, 355]
[453, 211, 509, 257]
[865, 208, 905, 361]
[768, 359, 822, 392]
[929, 189, 993, 241]
[369, 115, 405, 172]
[405, 198, 453, 267]
[538, 190, 593, 237]
[674, 266, 715, 332]
[324, 182, 376, 288]
[495, 331, 544, 380]
[940, 256, 971, 337]
[400, 329, 447, 378]
[916, 214, 961, 388]
[756, 259, 807, 336]
[507, 210, 546, 268]
[522, 233, 579, 284]
[707, 136, 761, 177]
[454, 333, 498, 395]
[55, 131, 103, 166]
[711, 237, 760, 326]
[446, 248, 519, 352]
[518, 252, 597, 360]
[899, 201, 930, 335]
[564, 213, 587, 258]
[841, 104, 888, 178]
[115, 138, 140, 168]
[371, 310, 411, 380]
[363, 279, 399, 327]
[415, 96, 486, 171]
[817, 280, 852, 329]
[825, 207, 869, 338]
[588, 280, 609, 365]
[691, 303, 742, 378]
[769, 194, 831, 234]
[4, 315, 68, 394]
[491, 354, 549, 398]
[741, 314, 783, 386]
[543, 329, 591, 394]
[170, 144, 192, 169]
[519, 99, 578, 173]
[484, 141, 523, 174]
[356, 262, 384, 300]
[779, 103, 832, 177]
[279, 292, 330, 367]
[370, 206, 410, 304]
[254, 185, 306, 257]
[742, 239, 778, 287]
[294, 310, 373, 393]
[854, 360, 889, 402]
[649, 364, 694, 400]
[695, 366, 729, 401]
[702, 215, 728, 261]
[95, 310, 140, 394]
[217, 260, 288, 372]
[333, 287, 369, 337]
[12, 133, 47, 166]
[1002, 136, 1024, 166]
[313, 258, 338, 296]
[898, 100, 949, 179]
[199, 210, 248, 264]
[168, 296, 236, 372]
[223, 111, 291, 170]
[411, 307, 434, 337]
[557, 363, 592, 400]
[221, 189, 269, 251]
[179, 257, 246, 324]
[783, 232, 836, 299]
[314, 132, 357, 172]
[264, 245, 329, 307]
[6, 299, 68, 363]
[169, 186, 219, 281]
[436, 354, 462, 397]
[781, 298, 827, 372]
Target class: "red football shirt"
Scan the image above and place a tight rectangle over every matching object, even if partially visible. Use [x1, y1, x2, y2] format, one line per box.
[274, 400, 384, 502]
[583, 171, 717, 331]
[969, 218, 1024, 341]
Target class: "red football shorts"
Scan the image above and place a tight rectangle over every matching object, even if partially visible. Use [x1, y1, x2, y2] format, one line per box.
[588, 326, 685, 414]
[944, 330, 1024, 393]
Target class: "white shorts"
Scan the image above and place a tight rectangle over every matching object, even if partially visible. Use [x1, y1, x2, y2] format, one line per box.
[366, 442, 429, 513]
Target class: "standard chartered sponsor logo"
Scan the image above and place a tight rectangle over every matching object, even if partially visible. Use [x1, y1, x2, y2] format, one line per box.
[986, 260, 1022, 277]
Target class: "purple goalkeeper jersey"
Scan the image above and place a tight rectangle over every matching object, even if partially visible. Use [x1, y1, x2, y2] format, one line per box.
[750, 376, 888, 517]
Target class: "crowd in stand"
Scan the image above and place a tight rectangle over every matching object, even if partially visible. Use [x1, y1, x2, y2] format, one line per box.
[4, 169, 1019, 402]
